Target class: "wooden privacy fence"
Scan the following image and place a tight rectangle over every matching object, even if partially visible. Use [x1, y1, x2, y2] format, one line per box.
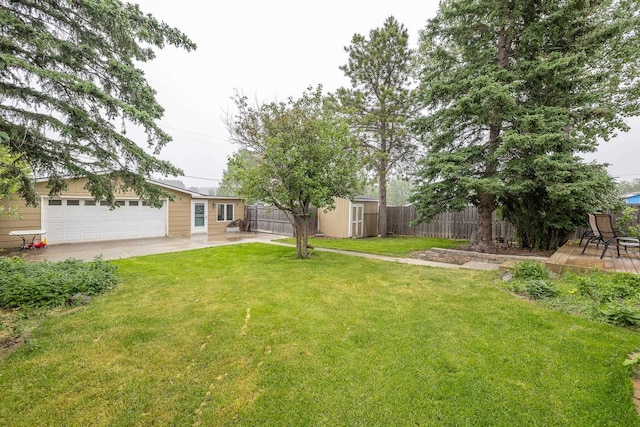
[388, 205, 640, 242]
[246, 205, 318, 236]
[386, 205, 515, 241]
[248, 204, 640, 241]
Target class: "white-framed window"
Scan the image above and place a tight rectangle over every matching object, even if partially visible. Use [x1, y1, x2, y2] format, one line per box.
[217, 203, 234, 221]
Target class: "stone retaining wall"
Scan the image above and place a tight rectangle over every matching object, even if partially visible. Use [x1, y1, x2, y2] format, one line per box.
[412, 248, 548, 266]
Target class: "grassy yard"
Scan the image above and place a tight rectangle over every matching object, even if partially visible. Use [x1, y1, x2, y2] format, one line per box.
[1, 243, 639, 426]
[275, 235, 468, 256]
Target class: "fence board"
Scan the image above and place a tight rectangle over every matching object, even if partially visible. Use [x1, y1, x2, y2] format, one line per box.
[250, 204, 640, 242]
[246, 205, 318, 236]
[387, 205, 514, 241]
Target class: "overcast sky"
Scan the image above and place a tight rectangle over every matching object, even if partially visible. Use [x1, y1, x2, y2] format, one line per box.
[132, 0, 640, 188]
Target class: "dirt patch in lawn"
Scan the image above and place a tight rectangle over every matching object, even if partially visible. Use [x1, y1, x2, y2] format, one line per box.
[0, 329, 29, 359]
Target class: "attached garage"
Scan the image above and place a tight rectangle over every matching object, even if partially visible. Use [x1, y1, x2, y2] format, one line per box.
[43, 198, 167, 244]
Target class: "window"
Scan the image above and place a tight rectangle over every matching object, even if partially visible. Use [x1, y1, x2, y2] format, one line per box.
[217, 203, 234, 221]
[84, 200, 96, 206]
[129, 200, 139, 206]
[66, 200, 80, 206]
[142, 201, 150, 206]
[48, 199, 62, 206]
[115, 200, 125, 207]
[100, 201, 110, 206]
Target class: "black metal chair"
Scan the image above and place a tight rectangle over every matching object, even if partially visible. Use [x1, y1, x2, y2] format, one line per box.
[593, 213, 640, 259]
[580, 214, 602, 251]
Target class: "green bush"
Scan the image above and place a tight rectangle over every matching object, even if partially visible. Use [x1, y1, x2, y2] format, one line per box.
[525, 279, 558, 299]
[600, 301, 640, 326]
[0, 257, 117, 309]
[573, 272, 640, 303]
[513, 260, 551, 281]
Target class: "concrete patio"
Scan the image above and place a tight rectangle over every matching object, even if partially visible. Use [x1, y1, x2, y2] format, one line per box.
[6, 232, 280, 262]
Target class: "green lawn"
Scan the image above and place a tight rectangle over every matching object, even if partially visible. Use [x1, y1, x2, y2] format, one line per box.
[275, 235, 468, 256]
[1, 243, 639, 426]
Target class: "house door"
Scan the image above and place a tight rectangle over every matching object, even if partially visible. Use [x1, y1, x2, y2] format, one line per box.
[350, 204, 364, 238]
[192, 201, 208, 234]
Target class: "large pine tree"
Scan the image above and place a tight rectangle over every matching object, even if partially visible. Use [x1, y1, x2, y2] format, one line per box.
[412, 0, 640, 251]
[0, 0, 195, 207]
[338, 16, 417, 237]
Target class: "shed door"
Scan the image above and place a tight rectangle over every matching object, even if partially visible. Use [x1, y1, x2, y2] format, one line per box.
[350, 204, 364, 238]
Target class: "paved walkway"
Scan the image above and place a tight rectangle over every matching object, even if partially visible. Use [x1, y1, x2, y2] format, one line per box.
[10, 233, 499, 271]
[267, 241, 498, 270]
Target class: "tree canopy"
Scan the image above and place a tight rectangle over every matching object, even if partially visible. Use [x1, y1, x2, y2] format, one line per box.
[412, 0, 640, 251]
[338, 16, 417, 237]
[0, 0, 196, 207]
[227, 86, 362, 258]
[217, 149, 258, 198]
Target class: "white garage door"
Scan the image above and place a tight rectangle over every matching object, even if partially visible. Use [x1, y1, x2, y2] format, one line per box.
[43, 198, 167, 244]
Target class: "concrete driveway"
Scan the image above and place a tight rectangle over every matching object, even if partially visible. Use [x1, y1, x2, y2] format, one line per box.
[8, 232, 280, 262]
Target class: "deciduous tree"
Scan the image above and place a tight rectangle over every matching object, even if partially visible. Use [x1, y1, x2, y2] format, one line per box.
[0, 0, 196, 207]
[227, 86, 362, 258]
[218, 149, 257, 198]
[338, 16, 417, 237]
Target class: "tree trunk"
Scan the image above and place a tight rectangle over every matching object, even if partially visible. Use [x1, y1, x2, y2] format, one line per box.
[378, 166, 388, 238]
[293, 215, 310, 258]
[475, 196, 495, 253]
[472, 25, 510, 253]
[294, 216, 302, 258]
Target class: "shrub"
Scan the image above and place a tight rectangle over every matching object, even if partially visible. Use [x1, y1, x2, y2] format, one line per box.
[525, 279, 558, 299]
[572, 272, 640, 303]
[513, 260, 551, 281]
[0, 257, 117, 310]
[600, 301, 640, 326]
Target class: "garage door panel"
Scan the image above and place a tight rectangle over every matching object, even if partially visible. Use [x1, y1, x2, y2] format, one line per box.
[44, 200, 167, 244]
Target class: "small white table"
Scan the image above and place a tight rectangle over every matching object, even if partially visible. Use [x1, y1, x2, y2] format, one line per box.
[9, 229, 47, 250]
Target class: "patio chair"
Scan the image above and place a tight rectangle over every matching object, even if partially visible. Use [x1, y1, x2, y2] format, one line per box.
[580, 213, 601, 249]
[593, 213, 640, 259]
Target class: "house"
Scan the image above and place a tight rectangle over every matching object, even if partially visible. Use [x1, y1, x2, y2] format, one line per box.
[0, 177, 244, 250]
[317, 196, 379, 238]
[623, 192, 640, 205]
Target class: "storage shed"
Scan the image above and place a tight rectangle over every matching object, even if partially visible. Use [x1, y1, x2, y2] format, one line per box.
[317, 196, 379, 238]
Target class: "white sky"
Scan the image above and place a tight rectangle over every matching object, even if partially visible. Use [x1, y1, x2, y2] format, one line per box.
[132, 0, 640, 187]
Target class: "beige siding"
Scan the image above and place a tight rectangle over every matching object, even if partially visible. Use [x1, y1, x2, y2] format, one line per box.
[318, 198, 351, 238]
[316, 198, 379, 238]
[207, 200, 246, 233]
[0, 198, 42, 249]
[166, 190, 191, 236]
[0, 178, 246, 248]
